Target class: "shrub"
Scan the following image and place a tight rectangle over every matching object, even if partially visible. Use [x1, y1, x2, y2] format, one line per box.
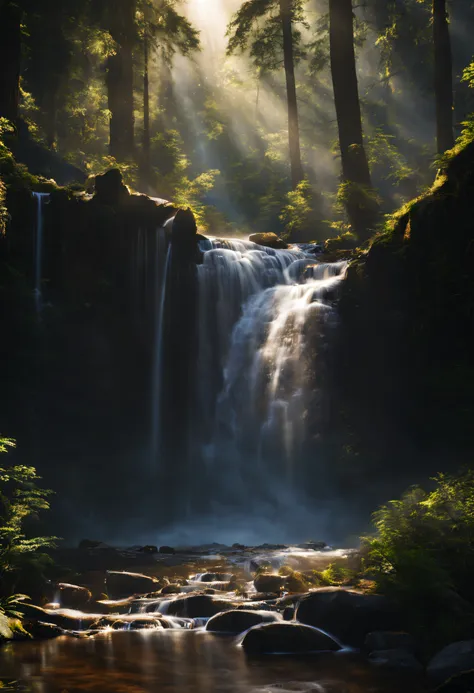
[0, 438, 57, 598]
[362, 470, 474, 650]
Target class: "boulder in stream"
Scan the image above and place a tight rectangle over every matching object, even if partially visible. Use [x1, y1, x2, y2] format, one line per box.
[165, 594, 235, 618]
[295, 588, 400, 648]
[427, 641, 474, 683]
[241, 622, 341, 655]
[106, 570, 161, 598]
[254, 574, 286, 594]
[368, 649, 423, 673]
[249, 233, 288, 249]
[206, 609, 280, 634]
[56, 583, 92, 609]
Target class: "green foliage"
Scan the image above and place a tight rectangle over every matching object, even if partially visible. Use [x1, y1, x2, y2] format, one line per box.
[0, 438, 57, 597]
[462, 59, 474, 90]
[279, 179, 321, 241]
[226, 0, 308, 72]
[0, 595, 30, 620]
[362, 470, 474, 649]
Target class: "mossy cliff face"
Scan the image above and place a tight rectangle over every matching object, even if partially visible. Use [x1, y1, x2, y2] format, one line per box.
[336, 140, 474, 477]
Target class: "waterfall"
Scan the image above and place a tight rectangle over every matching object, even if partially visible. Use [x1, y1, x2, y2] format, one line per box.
[196, 238, 347, 516]
[33, 192, 49, 315]
[150, 232, 172, 470]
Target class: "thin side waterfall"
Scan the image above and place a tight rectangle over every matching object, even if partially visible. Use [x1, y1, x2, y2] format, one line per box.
[150, 233, 172, 470]
[33, 192, 49, 315]
[197, 238, 347, 515]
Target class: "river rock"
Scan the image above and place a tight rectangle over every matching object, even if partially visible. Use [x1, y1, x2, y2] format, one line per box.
[295, 588, 400, 647]
[241, 622, 341, 655]
[25, 621, 64, 640]
[254, 574, 286, 594]
[159, 546, 176, 555]
[194, 573, 233, 583]
[57, 583, 92, 609]
[427, 641, 474, 683]
[160, 584, 182, 595]
[21, 604, 101, 631]
[365, 631, 417, 654]
[106, 571, 160, 598]
[165, 594, 235, 618]
[436, 670, 474, 693]
[206, 610, 280, 634]
[94, 169, 130, 206]
[249, 233, 288, 249]
[369, 649, 423, 673]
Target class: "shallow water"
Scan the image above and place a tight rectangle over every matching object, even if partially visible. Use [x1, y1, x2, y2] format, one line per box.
[0, 630, 425, 693]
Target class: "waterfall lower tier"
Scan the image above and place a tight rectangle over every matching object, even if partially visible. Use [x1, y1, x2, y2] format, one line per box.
[173, 237, 349, 538]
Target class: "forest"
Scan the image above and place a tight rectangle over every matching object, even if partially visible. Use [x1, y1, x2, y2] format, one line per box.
[1, 0, 473, 238]
[3, 0, 474, 692]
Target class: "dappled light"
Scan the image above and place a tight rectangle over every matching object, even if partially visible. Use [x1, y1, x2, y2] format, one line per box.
[2, 0, 474, 691]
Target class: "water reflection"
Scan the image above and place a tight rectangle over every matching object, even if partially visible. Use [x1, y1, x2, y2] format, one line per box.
[0, 631, 425, 693]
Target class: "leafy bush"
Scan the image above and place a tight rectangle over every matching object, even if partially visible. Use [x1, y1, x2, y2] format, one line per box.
[0, 438, 57, 598]
[362, 470, 474, 649]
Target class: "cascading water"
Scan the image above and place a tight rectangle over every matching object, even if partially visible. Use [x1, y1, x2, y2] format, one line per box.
[195, 239, 347, 530]
[33, 192, 49, 315]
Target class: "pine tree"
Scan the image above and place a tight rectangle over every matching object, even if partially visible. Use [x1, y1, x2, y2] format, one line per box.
[227, 0, 307, 189]
[329, 0, 378, 240]
[433, 0, 454, 153]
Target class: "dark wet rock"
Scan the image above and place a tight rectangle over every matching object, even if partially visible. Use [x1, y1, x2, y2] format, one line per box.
[21, 604, 100, 631]
[206, 610, 280, 634]
[160, 584, 182, 595]
[235, 602, 277, 612]
[241, 622, 341, 655]
[140, 545, 158, 554]
[92, 614, 164, 630]
[106, 570, 160, 598]
[296, 588, 400, 648]
[57, 583, 92, 609]
[94, 597, 136, 614]
[368, 649, 423, 673]
[436, 670, 474, 693]
[297, 542, 328, 551]
[159, 546, 176, 555]
[130, 618, 163, 630]
[283, 607, 295, 621]
[165, 595, 235, 619]
[254, 574, 286, 594]
[427, 641, 474, 683]
[94, 169, 130, 206]
[194, 573, 233, 583]
[78, 539, 107, 550]
[25, 621, 64, 640]
[249, 233, 288, 249]
[365, 631, 417, 654]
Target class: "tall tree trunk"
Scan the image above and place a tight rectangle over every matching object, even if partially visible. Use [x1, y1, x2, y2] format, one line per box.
[0, 1, 22, 125]
[279, 0, 304, 189]
[433, 0, 454, 153]
[106, 0, 136, 161]
[141, 28, 151, 188]
[329, 0, 377, 240]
